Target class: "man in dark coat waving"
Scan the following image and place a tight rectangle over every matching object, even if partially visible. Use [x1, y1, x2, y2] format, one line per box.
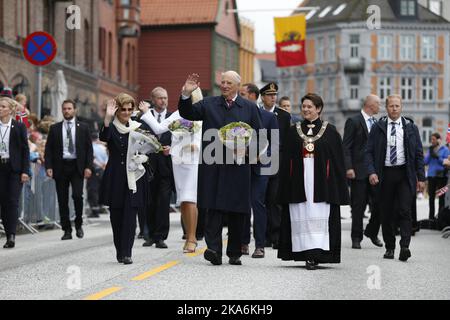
[179, 71, 262, 266]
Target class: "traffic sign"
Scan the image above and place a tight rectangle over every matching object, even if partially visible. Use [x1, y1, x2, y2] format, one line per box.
[22, 31, 57, 66]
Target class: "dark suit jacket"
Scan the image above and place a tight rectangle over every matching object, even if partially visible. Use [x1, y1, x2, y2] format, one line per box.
[253, 108, 279, 176]
[273, 107, 291, 154]
[343, 113, 370, 179]
[179, 95, 263, 214]
[7, 120, 30, 175]
[365, 116, 426, 196]
[44, 119, 93, 179]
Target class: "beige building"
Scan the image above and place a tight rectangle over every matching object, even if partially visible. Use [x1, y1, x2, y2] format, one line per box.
[279, 0, 450, 146]
[239, 17, 255, 85]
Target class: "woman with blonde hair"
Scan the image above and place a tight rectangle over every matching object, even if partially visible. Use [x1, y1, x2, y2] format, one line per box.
[100, 93, 161, 264]
[0, 97, 30, 249]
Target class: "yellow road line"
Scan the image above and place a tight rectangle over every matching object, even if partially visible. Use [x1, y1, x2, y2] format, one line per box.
[131, 260, 180, 281]
[84, 286, 123, 300]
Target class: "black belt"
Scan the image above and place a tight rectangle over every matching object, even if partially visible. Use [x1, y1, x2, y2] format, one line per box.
[384, 165, 406, 170]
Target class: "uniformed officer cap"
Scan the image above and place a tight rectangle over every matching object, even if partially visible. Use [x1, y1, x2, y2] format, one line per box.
[260, 82, 278, 95]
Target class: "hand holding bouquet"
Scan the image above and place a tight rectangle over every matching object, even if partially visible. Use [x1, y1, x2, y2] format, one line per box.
[219, 122, 253, 165]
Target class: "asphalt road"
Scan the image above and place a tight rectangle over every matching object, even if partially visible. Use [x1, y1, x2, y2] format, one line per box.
[0, 199, 449, 300]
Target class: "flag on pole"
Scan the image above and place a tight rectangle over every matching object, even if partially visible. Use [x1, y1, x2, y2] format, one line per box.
[446, 123, 450, 144]
[274, 15, 307, 67]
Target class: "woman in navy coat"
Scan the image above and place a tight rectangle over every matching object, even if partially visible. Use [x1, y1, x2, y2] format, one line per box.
[99, 93, 154, 265]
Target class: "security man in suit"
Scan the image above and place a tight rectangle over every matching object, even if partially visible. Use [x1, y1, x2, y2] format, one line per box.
[259, 82, 291, 249]
[366, 94, 425, 262]
[343, 94, 383, 249]
[45, 99, 93, 240]
[0, 97, 30, 249]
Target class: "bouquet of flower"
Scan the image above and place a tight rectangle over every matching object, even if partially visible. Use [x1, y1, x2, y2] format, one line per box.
[218, 122, 253, 165]
[168, 118, 200, 134]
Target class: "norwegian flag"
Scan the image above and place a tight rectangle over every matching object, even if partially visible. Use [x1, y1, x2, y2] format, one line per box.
[447, 124, 450, 144]
[436, 184, 449, 197]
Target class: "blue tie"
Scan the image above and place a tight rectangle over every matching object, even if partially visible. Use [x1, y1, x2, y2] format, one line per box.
[368, 117, 375, 132]
[390, 122, 397, 165]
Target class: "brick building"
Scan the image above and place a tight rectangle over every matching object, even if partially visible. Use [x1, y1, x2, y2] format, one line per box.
[0, 0, 140, 120]
[278, 0, 450, 146]
[138, 0, 241, 108]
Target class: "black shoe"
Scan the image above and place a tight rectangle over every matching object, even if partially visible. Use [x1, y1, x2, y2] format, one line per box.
[204, 249, 222, 265]
[229, 257, 242, 265]
[364, 231, 383, 247]
[116, 255, 124, 263]
[306, 260, 317, 270]
[272, 242, 279, 250]
[61, 232, 72, 240]
[399, 248, 411, 262]
[383, 249, 395, 259]
[155, 240, 168, 249]
[143, 239, 155, 247]
[123, 257, 133, 265]
[3, 235, 15, 249]
[352, 240, 361, 249]
[251, 248, 265, 258]
[76, 228, 84, 239]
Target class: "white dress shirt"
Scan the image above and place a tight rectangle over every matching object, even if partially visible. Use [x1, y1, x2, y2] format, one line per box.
[62, 118, 77, 159]
[153, 109, 167, 123]
[385, 117, 405, 166]
[0, 117, 12, 159]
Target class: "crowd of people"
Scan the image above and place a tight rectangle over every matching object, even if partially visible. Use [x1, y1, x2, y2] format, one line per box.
[1, 70, 449, 270]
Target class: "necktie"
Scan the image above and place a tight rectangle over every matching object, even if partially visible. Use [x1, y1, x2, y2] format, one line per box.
[157, 114, 162, 123]
[368, 117, 375, 132]
[390, 122, 397, 165]
[67, 122, 74, 154]
[226, 99, 233, 110]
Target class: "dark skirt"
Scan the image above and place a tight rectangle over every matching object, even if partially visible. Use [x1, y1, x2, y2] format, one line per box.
[277, 204, 341, 263]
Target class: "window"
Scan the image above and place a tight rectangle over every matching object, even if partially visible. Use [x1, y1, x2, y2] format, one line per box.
[378, 77, 392, 100]
[328, 36, 336, 62]
[422, 118, 433, 146]
[400, 35, 415, 61]
[316, 78, 323, 97]
[299, 80, 306, 98]
[350, 76, 359, 99]
[401, 77, 413, 101]
[306, 9, 317, 20]
[316, 37, 324, 63]
[400, 0, 415, 16]
[108, 32, 112, 77]
[84, 20, 92, 72]
[422, 78, 435, 101]
[16, 0, 29, 39]
[429, 0, 442, 16]
[422, 36, 436, 61]
[328, 78, 336, 102]
[350, 34, 360, 58]
[378, 35, 393, 60]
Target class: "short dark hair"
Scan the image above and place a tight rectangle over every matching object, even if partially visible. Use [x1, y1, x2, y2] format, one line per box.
[62, 99, 77, 109]
[432, 132, 441, 140]
[243, 83, 260, 100]
[301, 93, 324, 114]
[279, 96, 290, 104]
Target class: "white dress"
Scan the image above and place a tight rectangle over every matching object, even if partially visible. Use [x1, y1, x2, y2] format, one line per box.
[141, 110, 202, 204]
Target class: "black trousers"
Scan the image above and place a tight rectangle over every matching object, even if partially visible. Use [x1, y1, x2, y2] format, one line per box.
[265, 175, 281, 245]
[427, 176, 447, 219]
[0, 162, 23, 236]
[87, 167, 103, 211]
[380, 166, 413, 250]
[110, 194, 137, 258]
[350, 178, 381, 241]
[55, 160, 84, 233]
[147, 175, 172, 241]
[205, 209, 246, 258]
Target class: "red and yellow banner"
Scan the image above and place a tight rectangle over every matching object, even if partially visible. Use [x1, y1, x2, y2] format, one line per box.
[274, 15, 307, 67]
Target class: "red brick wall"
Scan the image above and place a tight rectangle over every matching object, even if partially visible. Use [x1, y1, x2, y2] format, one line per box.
[138, 27, 212, 111]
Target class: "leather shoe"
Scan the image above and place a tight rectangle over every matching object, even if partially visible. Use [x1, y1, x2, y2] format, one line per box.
[155, 240, 168, 249]
[116, 255, 124, 263]
[143, 238, 155, 247]
[241, 244, 249, 255]
[229, 257, 242, 265]
[399, 248, 411, 262]
[251, 247, 265, 258]
[61, 232, 72, 240]
[383, 249, 395, 259]
[204, 249, 222, 265]
[306, 260, 317, 270]
[123, 257, 133, 265]
[352, 240, 361, 249]
[364, 231, 383, 247]
[76, 228, 84, 239]
[3, 235, 15, 249]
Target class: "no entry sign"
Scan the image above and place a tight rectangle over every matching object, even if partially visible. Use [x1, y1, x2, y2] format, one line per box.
[23, 31, 57, 66]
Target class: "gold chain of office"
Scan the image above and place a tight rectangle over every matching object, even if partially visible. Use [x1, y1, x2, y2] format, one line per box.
[296, 121, 329, 152]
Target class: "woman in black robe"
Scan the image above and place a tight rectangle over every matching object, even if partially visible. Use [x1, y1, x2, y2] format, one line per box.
[277, 93, 349, 270]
